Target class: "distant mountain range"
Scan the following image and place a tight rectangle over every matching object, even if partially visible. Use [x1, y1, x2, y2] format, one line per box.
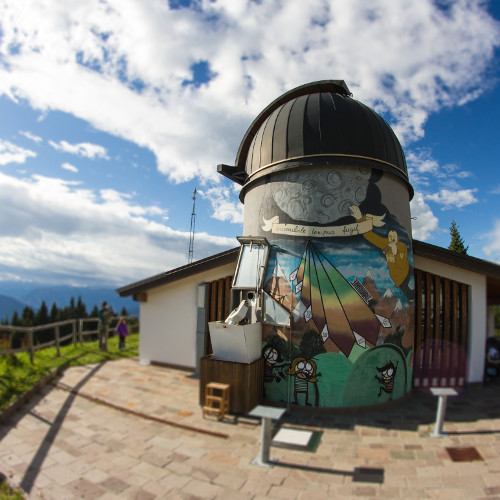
[0, 293, 28, 321]
[0, 281, 138, 321]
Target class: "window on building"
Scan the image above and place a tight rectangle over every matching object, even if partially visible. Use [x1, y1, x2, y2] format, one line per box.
[232, 236, 270, 290]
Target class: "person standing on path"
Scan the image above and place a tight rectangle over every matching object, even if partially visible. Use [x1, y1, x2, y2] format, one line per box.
[98, 301, 116, 352]
[114, 317, 129, 351]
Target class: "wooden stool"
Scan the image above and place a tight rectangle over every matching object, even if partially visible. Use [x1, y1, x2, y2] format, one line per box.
[203, 382, 230, 420]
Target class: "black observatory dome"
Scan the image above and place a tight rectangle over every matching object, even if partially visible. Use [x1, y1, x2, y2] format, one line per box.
[218, 80, 413, 199]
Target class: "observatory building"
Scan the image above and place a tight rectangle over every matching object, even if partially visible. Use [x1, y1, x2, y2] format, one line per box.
[219, 81, 415, 408]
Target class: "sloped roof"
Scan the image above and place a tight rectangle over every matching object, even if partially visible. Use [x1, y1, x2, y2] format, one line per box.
[413, 240, 500, 304]
[116, 247, 239, 297]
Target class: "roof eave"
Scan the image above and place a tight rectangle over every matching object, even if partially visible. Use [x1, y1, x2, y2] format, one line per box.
[116, 247, 239, 297]
[413, 240, 500, 280]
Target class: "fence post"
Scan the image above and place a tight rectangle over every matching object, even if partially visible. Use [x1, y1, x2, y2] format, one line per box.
[55, 325, 60, 356]
[78, 319, 83, 345]
[28, 329, 34, 364]
[72, 320, 77, 347]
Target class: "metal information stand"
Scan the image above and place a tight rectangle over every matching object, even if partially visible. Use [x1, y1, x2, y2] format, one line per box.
[430, 387, 458, 437]
[249, 405, 286, 467]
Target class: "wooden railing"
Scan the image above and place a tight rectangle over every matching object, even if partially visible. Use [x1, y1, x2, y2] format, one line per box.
[0, 316, 138, 363]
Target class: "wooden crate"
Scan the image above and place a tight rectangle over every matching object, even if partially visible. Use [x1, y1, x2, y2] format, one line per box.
[200, 355, 264, 415]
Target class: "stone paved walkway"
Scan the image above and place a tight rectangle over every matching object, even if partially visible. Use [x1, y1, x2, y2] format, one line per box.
[1, 357, 500, 499]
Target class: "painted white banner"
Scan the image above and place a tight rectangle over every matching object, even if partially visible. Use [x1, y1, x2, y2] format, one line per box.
[261, 214, 385, 237]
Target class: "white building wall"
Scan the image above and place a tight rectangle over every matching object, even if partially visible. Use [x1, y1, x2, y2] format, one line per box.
[138, 262, 236, 369]
[414, 255, 487, 383]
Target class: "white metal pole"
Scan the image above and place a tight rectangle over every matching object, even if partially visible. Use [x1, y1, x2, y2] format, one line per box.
[431, 395, 448, 437]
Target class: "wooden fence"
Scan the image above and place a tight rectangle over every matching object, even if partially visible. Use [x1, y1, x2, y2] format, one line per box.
[413, 269, 468, 389]
[0, 316, 138, 363]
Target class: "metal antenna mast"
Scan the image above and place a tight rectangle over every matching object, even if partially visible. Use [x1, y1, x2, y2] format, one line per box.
[188, 188, 197, 264]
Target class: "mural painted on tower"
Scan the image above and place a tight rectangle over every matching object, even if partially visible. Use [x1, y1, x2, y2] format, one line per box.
[245, 164, 415, 408]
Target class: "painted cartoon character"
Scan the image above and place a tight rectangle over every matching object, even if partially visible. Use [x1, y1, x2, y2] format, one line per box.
[287, 357, 321, 406]
[349, 205, 414, 300]
[374, 360, 398, 397]
[262, 345, 286, 384]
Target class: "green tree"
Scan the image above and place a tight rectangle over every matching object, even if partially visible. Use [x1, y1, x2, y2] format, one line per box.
[75, 296, 87, 319]
[66, 297, 76, 319]
[35, 301, 54, 344]
[34, 301, 49, 326]
[49, 302, 59, 323]
[21, 306, 35, 327]
[120, 307, 129, 316]
[11, 311, 21, 327]
[448, 219, 468, 254]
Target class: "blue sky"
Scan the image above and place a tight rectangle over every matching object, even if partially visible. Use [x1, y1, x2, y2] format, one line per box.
[0, 0, 499, 289]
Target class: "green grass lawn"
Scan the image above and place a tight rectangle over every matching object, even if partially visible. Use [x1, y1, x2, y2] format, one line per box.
[0, 332, 139, 413]
[0, 476, 25, 500]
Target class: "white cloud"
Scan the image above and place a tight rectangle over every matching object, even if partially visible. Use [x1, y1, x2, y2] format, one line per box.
[442, 164, 470, 179]
[407, 149, 440, 177]
[406, 148, 473, 188]
[49, 140, 109, 160]
[0, 0, 497, 182]
[482, 219, 500, 264]
[425, 189, 478, 209]
[406, 147, 478, 240]
[19, 130, 42, 143]
[410, 191, 439, 241]
[0, 171, 235, 285]
[200, 185, 244, 224]
[0, 139, 36, 165]
[61, 162, 78, 173]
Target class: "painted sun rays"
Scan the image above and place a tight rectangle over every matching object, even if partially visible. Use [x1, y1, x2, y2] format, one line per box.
[293, 240, 380, 357]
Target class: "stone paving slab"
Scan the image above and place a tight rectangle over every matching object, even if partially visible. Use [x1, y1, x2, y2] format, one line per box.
[1, 357, 500, 499]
